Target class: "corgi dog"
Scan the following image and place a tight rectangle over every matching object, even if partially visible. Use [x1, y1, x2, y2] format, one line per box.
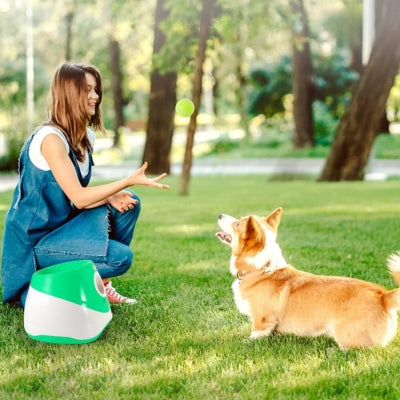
[216, 207, 400, 349]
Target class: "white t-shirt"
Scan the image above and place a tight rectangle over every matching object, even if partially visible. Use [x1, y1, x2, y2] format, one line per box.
[29, 126, 95, 177]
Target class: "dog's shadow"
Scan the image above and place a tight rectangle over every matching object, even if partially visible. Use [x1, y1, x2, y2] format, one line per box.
[241, 332, 356, 359]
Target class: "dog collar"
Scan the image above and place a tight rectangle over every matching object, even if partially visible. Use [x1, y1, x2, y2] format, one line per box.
[237, 261, 271, 281]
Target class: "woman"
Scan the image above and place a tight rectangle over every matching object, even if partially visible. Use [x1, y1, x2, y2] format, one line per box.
[1, 62, 169, 307]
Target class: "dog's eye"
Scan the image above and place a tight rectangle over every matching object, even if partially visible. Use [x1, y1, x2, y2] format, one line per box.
[236, 222, 240, 228]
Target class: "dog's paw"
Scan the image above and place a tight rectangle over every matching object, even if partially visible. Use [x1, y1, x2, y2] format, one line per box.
[242, 331, 270, 344]
[242, 336, 255, 344]
[250, 330, 270, 339]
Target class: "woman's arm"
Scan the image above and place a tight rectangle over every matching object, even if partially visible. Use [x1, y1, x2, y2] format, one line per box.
[41, 134, 168, 209]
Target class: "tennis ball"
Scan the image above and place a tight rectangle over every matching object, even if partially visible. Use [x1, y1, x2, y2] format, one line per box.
[175, 98, 194, 117]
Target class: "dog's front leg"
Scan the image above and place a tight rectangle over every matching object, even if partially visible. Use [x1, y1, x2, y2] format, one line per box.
[250, 317, 276, 339]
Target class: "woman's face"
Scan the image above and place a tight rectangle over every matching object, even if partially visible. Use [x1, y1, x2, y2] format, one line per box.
[85, 73, 99, 117]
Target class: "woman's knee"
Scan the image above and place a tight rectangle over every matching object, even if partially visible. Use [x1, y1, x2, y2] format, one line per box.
[119, 247, 134, 274]
[107, 241, 133, 276]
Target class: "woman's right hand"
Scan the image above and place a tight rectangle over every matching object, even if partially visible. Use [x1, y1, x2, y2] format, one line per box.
[127, 162, 170, 190]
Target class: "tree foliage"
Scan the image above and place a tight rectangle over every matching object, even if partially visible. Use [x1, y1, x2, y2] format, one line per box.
[0, 0, 399, 178]
[247, 55, 293, 118]
[247, 51, 358, 120]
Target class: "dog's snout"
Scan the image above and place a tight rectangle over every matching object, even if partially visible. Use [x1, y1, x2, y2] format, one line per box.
[218, 214, 224, 220]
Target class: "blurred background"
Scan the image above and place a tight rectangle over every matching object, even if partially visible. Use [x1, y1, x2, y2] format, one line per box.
[1, 0, 399, 187]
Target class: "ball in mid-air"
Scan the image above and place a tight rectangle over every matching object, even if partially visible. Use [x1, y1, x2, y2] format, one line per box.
[175, 98, 194, 117]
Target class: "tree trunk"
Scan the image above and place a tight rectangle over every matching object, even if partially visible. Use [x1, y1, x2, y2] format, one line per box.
[350, 46, 363, 75]
[65, 8, 74, 61]
[179, 0, 216, 196]
[109, 39, 125, 148]
[290, 0, 315, 148]
[319, 0, 400, 181]
[142, 0, 177, 175]
[375, 0, 390, 133]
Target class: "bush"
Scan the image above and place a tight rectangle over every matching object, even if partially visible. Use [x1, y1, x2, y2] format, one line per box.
[206, 134, 241, 155]
[313, 101, 339, 146]
[246, 51, 359, 121]
[247, 55, 292, 118]
[0, 135, 23, 172]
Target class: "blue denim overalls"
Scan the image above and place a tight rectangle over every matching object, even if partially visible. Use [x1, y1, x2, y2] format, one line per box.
[1, 128, 140, 307]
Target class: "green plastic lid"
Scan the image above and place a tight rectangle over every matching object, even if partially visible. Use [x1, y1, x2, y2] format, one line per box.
[30, 260, 109, 313]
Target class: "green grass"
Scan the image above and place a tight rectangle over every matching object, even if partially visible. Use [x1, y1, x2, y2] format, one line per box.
[202, 130, 400, 160]
[2, 176, 400, 399]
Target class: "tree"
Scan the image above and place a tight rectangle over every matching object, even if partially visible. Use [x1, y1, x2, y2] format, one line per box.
[65, 5, 75, 61]
[100, 0, 129, 148]
[109, 38, 127, 148]
[142, 0, 177, 175]
[290, 0, 315, 148]
[319, 0, 400, 181]
[179, 0, 216, 196]
[374, 0, 390, 133]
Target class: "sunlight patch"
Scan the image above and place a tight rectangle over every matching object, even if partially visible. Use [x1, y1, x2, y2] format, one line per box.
[179, 261, 215, 272]
[157, 224, 214, 234]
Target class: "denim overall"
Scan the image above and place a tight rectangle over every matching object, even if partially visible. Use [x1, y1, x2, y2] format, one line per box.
[1, 128, 140, 307]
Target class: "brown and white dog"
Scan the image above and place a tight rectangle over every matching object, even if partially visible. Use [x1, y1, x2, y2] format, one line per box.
[216, 207, 400, 349]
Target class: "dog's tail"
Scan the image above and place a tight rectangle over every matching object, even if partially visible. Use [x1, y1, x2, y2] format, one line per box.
[385, 252, 400, 309]
[387, 252, 400, 284]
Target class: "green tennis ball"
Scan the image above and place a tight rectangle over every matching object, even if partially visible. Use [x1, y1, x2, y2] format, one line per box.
[175, 98, 194, 117]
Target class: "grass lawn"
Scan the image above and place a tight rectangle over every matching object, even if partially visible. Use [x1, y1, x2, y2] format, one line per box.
[1, 175, 400, 399]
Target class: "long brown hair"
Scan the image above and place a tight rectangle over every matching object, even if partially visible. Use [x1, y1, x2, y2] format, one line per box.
[46, 62, 105, 161]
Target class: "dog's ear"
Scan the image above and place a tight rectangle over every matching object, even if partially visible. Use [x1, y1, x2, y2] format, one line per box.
[264, 207, 282, 232]
[244, 216, 263, 241]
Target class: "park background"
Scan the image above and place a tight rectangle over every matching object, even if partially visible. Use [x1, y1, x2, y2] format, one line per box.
[2, 0, 400, 399]
[1, 0, 400, 189]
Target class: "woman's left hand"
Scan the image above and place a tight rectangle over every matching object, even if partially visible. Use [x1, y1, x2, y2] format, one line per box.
[108, 190, 138, 213]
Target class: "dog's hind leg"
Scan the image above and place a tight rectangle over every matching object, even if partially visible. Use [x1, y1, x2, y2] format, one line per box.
[334, 314, 396, 349]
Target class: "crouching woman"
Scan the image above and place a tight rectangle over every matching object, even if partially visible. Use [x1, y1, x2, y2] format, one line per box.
[1, 62, 169, 307]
